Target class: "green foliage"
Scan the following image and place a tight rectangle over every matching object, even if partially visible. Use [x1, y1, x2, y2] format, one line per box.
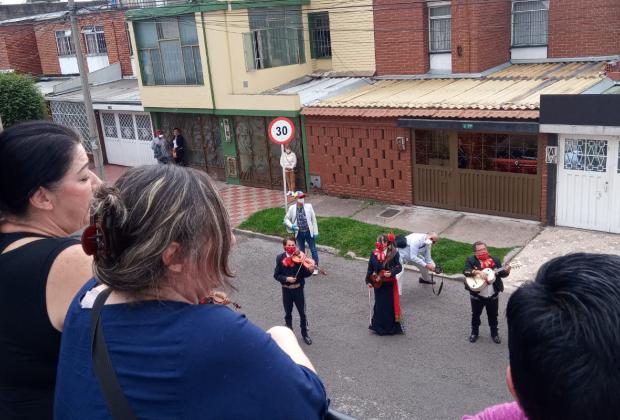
[0, 72, 47, 128]
[238, 207, 513, 275]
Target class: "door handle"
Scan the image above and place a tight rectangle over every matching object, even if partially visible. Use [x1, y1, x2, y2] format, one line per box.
[605, 181, 609, 192]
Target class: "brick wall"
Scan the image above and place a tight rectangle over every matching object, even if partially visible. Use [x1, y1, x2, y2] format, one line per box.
[548, 0, 620, 58]
[451, 0, 510, 73]
[33, 10, 132, 76]
[0, 25, 43, 74]
[305, 116, 413, 204]
[374, 0, 429, 75]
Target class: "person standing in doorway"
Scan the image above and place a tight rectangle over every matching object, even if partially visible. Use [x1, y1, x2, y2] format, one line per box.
[280, 144, 297, 195]
[151, 129, 171, 164]
[171, 128, 187, 166]
[284, 192, 319, 275]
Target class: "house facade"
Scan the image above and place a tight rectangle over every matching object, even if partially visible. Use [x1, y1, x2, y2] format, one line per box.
[125, 0, 376, 186]
[303, 0, 620, 222]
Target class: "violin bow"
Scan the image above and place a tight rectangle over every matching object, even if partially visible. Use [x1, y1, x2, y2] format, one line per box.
[294, 253, 308, 278]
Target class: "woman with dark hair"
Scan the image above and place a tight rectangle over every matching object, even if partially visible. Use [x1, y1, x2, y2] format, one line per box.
[366, 233, 404, 335]
[54, 165, 328, 419]
[0, 121, 100, 419]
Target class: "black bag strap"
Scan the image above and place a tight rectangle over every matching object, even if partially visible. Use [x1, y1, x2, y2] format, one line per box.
[90, 287, 138, 420]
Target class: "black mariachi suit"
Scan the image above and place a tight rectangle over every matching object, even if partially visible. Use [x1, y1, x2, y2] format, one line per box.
[173, 134, 187, 166]
[274, 253, 314, 337]
[463, 255, 508, 336]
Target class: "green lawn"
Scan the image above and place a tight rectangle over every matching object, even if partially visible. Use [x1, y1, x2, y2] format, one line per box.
[238, 207, 513, 275]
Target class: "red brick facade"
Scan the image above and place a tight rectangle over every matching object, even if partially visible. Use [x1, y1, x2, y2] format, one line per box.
[306, 117, 413, 204]
[31, 10, 132, 76]
[548, 0, 620, 58]
[373, 0, 429, 75]
[451, 0, 510, 74]
[0, 24, 43, 75]
[539, 134, 548, 223]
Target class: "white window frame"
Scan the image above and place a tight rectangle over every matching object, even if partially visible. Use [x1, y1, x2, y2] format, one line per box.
[511, 0, 549, 47]
[428, 1, 452, 53]
[82, 25, 107, 55]
[55, 30, 75, 56]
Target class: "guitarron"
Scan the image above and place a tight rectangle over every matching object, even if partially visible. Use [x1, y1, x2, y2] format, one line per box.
[464, 261, 521, 292]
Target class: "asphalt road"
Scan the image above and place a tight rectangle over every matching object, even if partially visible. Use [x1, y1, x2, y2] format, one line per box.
[230, 235, 513, 420]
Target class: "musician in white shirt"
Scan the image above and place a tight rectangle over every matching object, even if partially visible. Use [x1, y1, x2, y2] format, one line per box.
[394, 232, 438, 295]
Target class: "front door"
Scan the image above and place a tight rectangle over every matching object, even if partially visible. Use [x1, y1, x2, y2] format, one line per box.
[557, 135, 620, 232]
[412, 130, 454, 209]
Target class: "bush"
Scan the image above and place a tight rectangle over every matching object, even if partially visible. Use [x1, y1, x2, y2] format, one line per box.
[0, 72, 47, 128]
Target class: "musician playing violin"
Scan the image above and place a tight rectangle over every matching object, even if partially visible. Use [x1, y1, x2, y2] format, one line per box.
[463, 241, 511, 344]
[365, 234, 404, 335]
[274, 237, 316, 345]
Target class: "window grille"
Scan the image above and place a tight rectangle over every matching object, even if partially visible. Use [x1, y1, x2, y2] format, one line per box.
[55, 30, 76, 56]
[564, 139, 608, 173]
[101, 112, 118, 138]
[118, 113, 135, 139]
[135, 114, 153, 140]
[429, 5, 451, 53]
[135, 15, 203, 86]
[458, 133, 538, 174]
[244, 6, 305, 71]
[512, 0, 548, 46]
[309, 12, 331, 59]
[83, 25, 107, 55]
[49, 101, 92, 153]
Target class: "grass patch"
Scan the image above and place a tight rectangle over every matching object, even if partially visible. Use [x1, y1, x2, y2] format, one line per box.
[238, 207, 513, 275]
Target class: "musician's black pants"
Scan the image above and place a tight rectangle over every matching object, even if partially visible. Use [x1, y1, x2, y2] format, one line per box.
[282, 287, 308, 336]
[470, 294, 499, 335]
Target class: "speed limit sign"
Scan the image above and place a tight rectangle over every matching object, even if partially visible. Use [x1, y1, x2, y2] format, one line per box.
[268, 117, 296, 145]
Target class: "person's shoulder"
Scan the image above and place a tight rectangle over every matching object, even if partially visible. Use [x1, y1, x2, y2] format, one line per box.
[462, 401, 527, 420]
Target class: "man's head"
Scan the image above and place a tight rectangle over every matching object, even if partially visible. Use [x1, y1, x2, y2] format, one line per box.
[282, 236, 296, 254]
[173, 128, 180, 136]
[473, 241, 488, 260]
[296, 191, 305, 206]
[426, 232, 438, 246]
[506, 253, 620, 420]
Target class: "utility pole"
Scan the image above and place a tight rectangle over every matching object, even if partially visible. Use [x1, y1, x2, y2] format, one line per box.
[68, 0, 105, 180]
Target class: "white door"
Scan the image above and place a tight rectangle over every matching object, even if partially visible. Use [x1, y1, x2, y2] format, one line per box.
[101, 112, 157, 167]
[557, 135, 620, 232]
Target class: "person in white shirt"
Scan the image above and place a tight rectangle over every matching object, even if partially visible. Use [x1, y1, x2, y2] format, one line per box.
[283, 192, 319, 275]
[280, 145, 297, 195]
[394, 232, 438, 295]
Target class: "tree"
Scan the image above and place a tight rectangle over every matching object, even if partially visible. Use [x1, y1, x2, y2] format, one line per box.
[0, 72, 47, 129]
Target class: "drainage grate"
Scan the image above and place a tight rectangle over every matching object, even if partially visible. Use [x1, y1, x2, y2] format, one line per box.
[378, 208, 400, 218]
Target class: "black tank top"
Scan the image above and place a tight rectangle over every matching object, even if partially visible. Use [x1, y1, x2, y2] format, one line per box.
[0, 232, 80, 420]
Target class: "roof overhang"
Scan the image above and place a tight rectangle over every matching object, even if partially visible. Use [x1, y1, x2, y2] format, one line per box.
[397, 119, 539, 134]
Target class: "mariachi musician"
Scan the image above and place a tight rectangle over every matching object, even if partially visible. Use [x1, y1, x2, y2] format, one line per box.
[274, 236, 315, 345]
[365, 233, 403, 335]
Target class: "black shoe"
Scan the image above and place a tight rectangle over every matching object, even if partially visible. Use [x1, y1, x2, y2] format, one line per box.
[492, 335, 502, 344]
[469, 333, 478, 343]
[302, 335, 312, 345]
[419, 277, 436, 285]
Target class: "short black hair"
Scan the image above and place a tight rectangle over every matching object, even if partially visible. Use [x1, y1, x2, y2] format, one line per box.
[394, 235, 407, 249]
[472, 241, 486, 251]
[506, 253, 620, 420]
[0, 121, 81, 218]
[282, 236, 296, 246]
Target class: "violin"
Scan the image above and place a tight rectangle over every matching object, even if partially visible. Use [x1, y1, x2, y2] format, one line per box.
[199, 291, 241, 310]
[291, 250, 316, 270]
[369, 270, 392, 288]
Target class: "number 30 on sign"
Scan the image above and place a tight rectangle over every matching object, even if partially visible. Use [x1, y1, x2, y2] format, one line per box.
[268, 117, 296, 145]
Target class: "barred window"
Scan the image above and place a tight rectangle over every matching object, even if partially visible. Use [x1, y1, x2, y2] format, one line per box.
[309, 12, 331, 59]
[563, 139, 608, 173]
[512, 0, 548, 46]
[55, 30, 75, 56]
[83, 26, 107, 55]
[429, 4, 451, 53]
[135, 15, 203, 86]
[458, 133, 538, 174]
[243, 6, 305, 70]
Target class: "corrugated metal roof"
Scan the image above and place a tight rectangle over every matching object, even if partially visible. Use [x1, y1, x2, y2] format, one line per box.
[274, 77, 372, 106]
[36, 78, 77, 96]
[45, 79, 140, 104]
[312, 62, 606, 114]
[301, 107, 539, 119]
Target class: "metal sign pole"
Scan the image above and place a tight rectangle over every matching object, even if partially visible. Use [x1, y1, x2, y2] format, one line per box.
[281, 144, 288, 212]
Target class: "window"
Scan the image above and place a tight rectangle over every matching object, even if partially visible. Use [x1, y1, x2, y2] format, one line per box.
[563, 139, 608, 173]
[308, 12, 331, 59]
[135, 15, 203, 86]
[82, 26, 107, 55]
[458, 133, 538, 174]
[244, 6, 305, 71]
[55, 30, 75, 56]
[512, 0, 548, 47]
[101, 113, 117, 138]
[429, 4, 451, 53]
[415, 130, 450, 165]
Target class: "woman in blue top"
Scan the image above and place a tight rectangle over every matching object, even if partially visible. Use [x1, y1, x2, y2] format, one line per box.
[54, 164, 328, 419]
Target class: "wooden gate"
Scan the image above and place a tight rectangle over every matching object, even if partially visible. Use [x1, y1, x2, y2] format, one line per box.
[412, 130, 541, 220]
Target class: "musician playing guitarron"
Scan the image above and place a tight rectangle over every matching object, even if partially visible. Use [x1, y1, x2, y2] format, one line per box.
[463, 241, 511, 344]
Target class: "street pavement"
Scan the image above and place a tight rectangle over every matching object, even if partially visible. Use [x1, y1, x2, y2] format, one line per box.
[230, 235, 513, 420]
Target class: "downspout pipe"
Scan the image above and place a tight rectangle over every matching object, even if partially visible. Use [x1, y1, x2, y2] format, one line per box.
[201, 12, 217, 110]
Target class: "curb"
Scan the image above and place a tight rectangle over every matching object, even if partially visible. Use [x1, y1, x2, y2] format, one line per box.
[233, 228, 464, 283]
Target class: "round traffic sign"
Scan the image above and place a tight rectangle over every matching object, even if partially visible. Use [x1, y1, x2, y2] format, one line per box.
[268, 117, 295, 145]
